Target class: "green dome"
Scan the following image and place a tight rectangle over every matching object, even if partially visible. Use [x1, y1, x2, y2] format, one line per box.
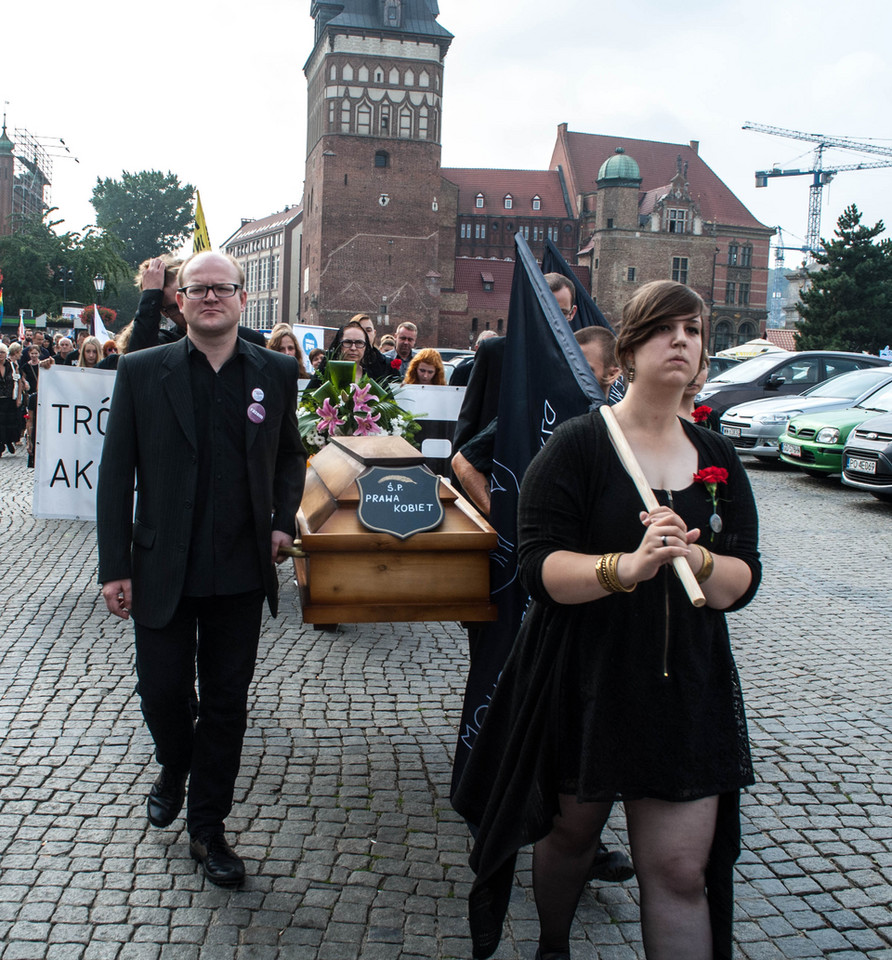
[597, 147, 641, 184]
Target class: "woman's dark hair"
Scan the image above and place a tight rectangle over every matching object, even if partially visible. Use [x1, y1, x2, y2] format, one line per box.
[615, 281, 707, 374]
[330, 321, 371, 362]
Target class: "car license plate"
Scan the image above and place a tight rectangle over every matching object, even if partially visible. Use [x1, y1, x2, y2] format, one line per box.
[722, 426, 741, 438]
[781, 442, 801, 457]
[846, 456, 876, 474]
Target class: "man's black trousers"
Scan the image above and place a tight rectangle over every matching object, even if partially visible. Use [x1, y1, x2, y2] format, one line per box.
[133, 590, 265, 837]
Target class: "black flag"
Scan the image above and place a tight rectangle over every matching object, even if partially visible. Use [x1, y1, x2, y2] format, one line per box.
[451, 234, 607, 795]
[542, 237, 614, 333]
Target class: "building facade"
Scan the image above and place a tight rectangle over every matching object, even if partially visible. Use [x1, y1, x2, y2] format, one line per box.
[551, 126, 774, 351]
[223, 207, 303, 330]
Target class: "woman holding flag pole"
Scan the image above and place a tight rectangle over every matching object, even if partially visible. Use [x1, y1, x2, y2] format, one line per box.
[453, 280, 761, 960]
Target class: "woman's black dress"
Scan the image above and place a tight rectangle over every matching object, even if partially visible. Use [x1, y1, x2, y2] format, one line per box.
[452, 412, 761, 960]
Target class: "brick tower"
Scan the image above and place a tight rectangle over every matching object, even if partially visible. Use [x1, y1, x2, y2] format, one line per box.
[301, 1, 453, 342]
[0, 120, 15, 237]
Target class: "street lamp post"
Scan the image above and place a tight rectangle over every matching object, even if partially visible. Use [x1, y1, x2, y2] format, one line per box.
[92, 275, 106, 337]
[57, 266, 74, 300]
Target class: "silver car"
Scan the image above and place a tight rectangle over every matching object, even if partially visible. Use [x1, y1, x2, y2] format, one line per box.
[719, 367, 892, 460]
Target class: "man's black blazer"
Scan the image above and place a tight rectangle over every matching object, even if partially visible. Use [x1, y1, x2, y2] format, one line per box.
[97, 337, 306, 629]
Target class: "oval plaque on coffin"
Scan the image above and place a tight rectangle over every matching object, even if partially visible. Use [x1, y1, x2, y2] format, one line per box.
[356, 465, 445, 540]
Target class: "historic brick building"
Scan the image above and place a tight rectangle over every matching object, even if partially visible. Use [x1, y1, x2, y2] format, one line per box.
[551, 126, 774, 350]
[300, 0, 454, 343]
[285, 3, 774, 352]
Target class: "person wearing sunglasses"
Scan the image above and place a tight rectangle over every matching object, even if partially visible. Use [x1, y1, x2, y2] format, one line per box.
[128, 255, 266, 355]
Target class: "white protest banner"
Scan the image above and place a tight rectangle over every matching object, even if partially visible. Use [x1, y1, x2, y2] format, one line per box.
[33, 365, 117, 520]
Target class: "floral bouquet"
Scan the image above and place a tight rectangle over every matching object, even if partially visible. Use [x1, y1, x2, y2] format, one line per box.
[298, 360, 423, 456]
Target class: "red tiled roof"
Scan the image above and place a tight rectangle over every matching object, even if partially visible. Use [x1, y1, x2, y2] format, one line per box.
[441, 168, 571, 218]
[557, 131, 769, 231]
[445, 257, 591, 314]
[450, 258, 515, 312]
[765, 329, 800, 351]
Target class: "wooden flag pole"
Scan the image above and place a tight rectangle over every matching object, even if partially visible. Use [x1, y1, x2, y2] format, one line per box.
[600, 404, 706, 608]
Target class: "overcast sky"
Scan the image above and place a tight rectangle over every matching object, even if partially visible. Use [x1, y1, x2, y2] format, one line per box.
[4, 0, 891, 265]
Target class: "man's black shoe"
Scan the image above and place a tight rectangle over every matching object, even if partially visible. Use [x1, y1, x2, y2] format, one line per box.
[190, 833, 246, 888]
[146, 768, 188, 828]
[588, 842, 635, 883]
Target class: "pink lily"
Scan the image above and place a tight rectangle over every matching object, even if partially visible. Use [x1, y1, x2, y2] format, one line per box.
[351, 382, 374, 414]
[316, 397, 346, 434]
[353, 412, 382, 436]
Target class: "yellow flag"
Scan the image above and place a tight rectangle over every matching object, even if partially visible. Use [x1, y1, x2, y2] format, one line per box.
[193, 191, 211, 253]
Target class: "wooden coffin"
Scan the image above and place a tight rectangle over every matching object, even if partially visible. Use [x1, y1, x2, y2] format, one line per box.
[294, 435, 498, 624]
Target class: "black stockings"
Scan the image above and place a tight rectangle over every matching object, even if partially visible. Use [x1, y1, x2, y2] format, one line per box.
[533, 796, 611, 954]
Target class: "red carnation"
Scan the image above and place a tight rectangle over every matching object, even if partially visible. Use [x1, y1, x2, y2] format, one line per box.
[390, 358, 402, 370]
[693, 466, 728, 486]
[692, 405, 712, 424]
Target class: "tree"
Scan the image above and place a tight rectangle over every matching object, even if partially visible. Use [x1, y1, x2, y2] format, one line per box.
[91, 170, 195, 267]
[796, 205, 892, 354]
[0, 211, 130, 318]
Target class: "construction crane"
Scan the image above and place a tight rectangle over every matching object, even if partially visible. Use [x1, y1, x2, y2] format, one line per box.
[767, 226, 811, 327]
[742, 122, 892, 256]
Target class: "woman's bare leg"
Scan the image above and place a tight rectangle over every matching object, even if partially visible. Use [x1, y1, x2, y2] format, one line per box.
[625, 795, 718, 960]
[533, 795, 613, 955]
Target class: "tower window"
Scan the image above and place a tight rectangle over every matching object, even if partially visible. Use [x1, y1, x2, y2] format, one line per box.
[399, 107, 412, 137]
[504, 194, 513, 209]
[419, 106, 428, 140]
[532, 195, 541, 210]
[475, 193, 485, 208]
[728, 243, 738, 266]
[606, 218, 614, 229]
[357, 103, 371, 136]
[381, 105, 390, 131]
[375, 150, 389, 168]
[741, 245, 752, 267]
[627, 267, 636, 282]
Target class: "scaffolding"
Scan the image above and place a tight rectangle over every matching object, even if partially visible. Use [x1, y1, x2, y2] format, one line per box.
[13, 127, 52, 221]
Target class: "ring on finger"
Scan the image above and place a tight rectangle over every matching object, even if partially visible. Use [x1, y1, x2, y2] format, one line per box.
[661, 535, 668, 547]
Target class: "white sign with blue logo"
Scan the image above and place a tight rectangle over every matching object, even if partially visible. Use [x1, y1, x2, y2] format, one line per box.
[293, 324, 326, 363]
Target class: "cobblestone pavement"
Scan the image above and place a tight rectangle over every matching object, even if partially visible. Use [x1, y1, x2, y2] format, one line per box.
[1, 450, 891, 960]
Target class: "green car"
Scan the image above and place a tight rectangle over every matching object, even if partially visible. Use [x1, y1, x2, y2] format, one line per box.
[779, 378, 892, 475]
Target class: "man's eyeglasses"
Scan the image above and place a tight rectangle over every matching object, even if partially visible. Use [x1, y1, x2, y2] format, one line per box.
[177, 283, 242, 300]
[341, 339, 367, 348]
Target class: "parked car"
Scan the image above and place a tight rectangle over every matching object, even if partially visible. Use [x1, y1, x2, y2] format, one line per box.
[695, 350, 890, 416]
[778, 378, 892, 476]
[439, 347, 480, 362]
[841, 412, 892, 502]
[719, 367, 892, 460]
[707, 355, 741, 379]
[443, 354, 474, 383]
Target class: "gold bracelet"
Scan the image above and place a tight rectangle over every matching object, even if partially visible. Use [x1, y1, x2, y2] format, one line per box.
[694, 544, 715, 583]
[596, 552, 637, 593]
